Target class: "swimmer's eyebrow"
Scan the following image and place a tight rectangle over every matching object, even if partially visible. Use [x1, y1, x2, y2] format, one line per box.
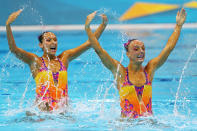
[133, 45, 144, 48]
[133, 43, 144, 47]
[44, 36, 57, 39]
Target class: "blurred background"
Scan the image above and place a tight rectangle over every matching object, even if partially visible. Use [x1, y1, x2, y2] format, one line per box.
[0, 0, 197, 26]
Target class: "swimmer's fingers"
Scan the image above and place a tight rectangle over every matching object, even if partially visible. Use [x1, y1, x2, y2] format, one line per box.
[6, 9, 22, 25]
[85, 11, 97, 28]
[88, 11, 97, 19]
[176, 8, 186, 26]
[100, 14, 108, 25]
[180, 8, 186, 19]
[176, 9, 180, 18]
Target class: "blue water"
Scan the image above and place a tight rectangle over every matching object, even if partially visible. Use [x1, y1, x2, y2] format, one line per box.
[0, 28, 197, 130]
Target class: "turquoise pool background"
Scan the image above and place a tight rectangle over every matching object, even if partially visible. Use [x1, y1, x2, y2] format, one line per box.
[0, 28, 197, 130]
[0, 0, 197, 25]
[0, 0, 197, 130]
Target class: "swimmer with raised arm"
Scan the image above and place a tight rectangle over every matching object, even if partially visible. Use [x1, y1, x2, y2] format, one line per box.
[6, 10, 107, 112]
[85, 9, 186, 118]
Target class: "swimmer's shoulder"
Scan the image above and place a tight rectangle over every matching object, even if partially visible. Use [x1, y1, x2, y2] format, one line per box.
[144, 64, 154, 82]
[58, 50, 70, 59]
[116, 65, 127, 83]
[29, 56, 43, 73]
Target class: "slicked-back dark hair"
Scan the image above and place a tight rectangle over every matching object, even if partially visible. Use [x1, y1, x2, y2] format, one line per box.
[38, 31, 49, 43]
[124, 39, 138, 52]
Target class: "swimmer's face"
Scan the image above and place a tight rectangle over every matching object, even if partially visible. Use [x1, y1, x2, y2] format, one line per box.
[39, 32, 57, 55]
[126, 40, 145, 64]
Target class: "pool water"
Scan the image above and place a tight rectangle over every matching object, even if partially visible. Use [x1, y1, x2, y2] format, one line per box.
[0, 28, 197, 130]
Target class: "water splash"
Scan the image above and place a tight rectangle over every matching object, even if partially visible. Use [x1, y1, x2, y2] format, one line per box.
[100, 40, 125, 116]
[19, 73, 32, 109]
[10, 0, 46, 110]
[19, 0, 44, 26]
[0, 51, 11, 90]
[96, 8, 119, 24]
[96, 8, 110, 15]
[173, 44, 197, 116]
[88, 9, 127, 117]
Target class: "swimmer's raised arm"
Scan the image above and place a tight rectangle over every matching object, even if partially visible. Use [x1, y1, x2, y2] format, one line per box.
[61, 11, 108, 62]
[6, 9, 38, 65]
[85, 12, 124, 76]
[146, 8, 186, 80]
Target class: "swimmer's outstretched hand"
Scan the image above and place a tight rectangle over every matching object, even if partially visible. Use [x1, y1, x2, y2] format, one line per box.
[6, 9, 22, 25]
[100, 14, 108, 25]
[176, 8, 186, 26]
[85, 11, 97, 29]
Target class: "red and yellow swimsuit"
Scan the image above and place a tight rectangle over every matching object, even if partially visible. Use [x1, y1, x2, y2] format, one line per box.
[35, 57, 68, 111]
[119, 68, 153, 118]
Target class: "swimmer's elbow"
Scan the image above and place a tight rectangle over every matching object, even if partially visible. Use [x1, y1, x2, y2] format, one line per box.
[10, 47, 21, 54]
[9, 47, 17, 54]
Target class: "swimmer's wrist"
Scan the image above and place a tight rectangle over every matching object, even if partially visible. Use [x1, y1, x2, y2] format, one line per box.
[102, 19, 108, 25]
[102, 22, 107, 26]
[6, 21, 10, 26]
[85, 24, 90, 29]
[175, 23, 183, 28]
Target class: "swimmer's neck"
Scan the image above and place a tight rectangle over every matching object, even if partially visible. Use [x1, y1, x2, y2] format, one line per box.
[42, 54, 57, 60]
[128, 62, 143, 72]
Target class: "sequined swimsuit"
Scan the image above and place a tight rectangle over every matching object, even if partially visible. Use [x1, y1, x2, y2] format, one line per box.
[119, 68, 153, 118]
[35, 57, 68, 111]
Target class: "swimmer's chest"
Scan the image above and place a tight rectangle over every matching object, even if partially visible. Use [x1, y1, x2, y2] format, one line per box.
[42, 59, 62, 72]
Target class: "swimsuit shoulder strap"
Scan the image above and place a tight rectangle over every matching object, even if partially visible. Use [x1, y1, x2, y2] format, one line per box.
[123, 67, 133, 85]
[144, 69, 151, 85]
[125, 67, 150, 86]
[57, 58, 66, 71]
[40, 57, 48, 71]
